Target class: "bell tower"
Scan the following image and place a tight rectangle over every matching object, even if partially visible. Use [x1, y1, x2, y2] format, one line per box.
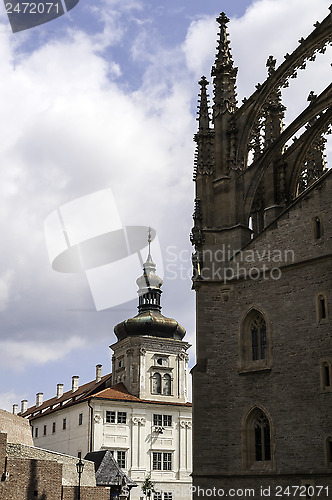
[111, 230, 190, 403]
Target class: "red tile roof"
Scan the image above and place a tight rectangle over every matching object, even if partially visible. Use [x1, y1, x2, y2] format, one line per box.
[91, 383, 192, 407]
[21, 373, 112, 421]
[22, 378, 191, 422]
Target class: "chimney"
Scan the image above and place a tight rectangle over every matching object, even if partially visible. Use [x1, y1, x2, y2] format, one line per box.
[57, 383, 64, 399]
[96, 364, 102, 383]
[36, 393, 43, 408]
[21, 400, 28, 414]
[72, 376, 79, 392]
[12, 404, 18, 415]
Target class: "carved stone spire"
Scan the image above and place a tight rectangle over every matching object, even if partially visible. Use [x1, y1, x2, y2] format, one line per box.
[197, 76, 210, 132]
[194, 77, 215, 179]
[211, 12, 238, 118]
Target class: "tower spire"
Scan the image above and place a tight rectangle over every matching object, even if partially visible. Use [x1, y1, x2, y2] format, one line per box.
[136, 232, 163, 313]
[211, 12, 238, 117]
[147, 226, 152, 258]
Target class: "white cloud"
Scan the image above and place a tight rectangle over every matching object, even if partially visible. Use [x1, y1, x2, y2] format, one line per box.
[0, 337, 86, 370]
[0, 0, 330, 380]
[0, 391, 23, 413]
[0, 270, 14, 311]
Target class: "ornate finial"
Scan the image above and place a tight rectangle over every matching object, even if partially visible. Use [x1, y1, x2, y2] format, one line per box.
[147, 226, 152, 257]
[266, 55, 276, 76]
[216, 12, 230, 26]
[307, 91, 317, 103]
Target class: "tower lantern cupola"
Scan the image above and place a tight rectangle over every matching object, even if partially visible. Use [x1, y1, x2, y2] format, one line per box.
[114, 230, 186, 341]
[136, 229, 163, 313]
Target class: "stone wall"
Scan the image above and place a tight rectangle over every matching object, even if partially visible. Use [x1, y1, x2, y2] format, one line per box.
[0, 409, 33, 446]
[193, 174, 332, 495]
[0, 432, 113, 500]
[62, 486, 111, 500]
[7, 441, 96, 486]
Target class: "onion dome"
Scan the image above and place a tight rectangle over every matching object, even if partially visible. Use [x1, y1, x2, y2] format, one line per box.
[114, 230, 186, 341]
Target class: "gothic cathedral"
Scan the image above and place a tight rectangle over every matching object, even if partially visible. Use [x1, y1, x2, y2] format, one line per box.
[191, 7, 332, 497]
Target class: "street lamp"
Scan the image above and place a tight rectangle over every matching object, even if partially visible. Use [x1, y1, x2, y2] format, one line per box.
[76, 457, 85, 500]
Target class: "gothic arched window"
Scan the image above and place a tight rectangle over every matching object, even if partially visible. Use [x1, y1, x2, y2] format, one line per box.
[253, 413, 271, 462]
[239, 309, 271, 372]
[250, 314, 267, 361]
[243, 407, 274, 470]
[163, 374, 171, 395]
[152, 373, 161, 394]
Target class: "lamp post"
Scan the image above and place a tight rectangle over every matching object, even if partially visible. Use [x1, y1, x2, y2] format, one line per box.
[76, 457, 85, 500]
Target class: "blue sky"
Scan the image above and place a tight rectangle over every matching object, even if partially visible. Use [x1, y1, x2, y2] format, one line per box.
[0, 0, 330, 411]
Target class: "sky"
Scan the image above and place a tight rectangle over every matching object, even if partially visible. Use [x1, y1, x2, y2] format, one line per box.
[0, 0, 331, 412]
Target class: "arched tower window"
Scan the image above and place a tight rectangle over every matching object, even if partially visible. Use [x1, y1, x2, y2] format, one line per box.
[313, 216, 323, 240]
[316, 293, 328, 323]
[152, 373, 161, 394]
[321, 361, 332, 391]
[163, 374, 171, 395]
[243, 407, 274, 470]
[239, 309, 272, 372]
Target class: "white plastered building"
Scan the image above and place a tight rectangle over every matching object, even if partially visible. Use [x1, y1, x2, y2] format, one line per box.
[19, 249, 192, 500]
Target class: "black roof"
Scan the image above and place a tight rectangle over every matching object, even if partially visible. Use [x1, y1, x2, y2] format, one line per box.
[84, 450, 137, 487]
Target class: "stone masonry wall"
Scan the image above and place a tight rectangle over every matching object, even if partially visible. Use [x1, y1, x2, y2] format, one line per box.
[193, 174, 332, 496]
[7, 441, 96, 486]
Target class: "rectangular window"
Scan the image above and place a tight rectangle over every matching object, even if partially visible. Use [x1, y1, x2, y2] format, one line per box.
[163, 415, 172, 427]
[153, 414, 172, 427]
[106, 410, 116, 423]
[63, 418, 66, 430]
[164, 494, 173, 500]
[78, 413, 83, 425]
[117, 411, 127, 424]
[117, 450, 126, 469]
[323, 363, 331, 387]
[43, 425, 47, 436]
[153, 414, 162, 426]
[35, 427, 38, 438]
[163, 452, 172, 471]
[153, 452, 162, 470]
[319, 296, 327, 320]
[52, 422, 56, 434]
[154, 494, 162, 500]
